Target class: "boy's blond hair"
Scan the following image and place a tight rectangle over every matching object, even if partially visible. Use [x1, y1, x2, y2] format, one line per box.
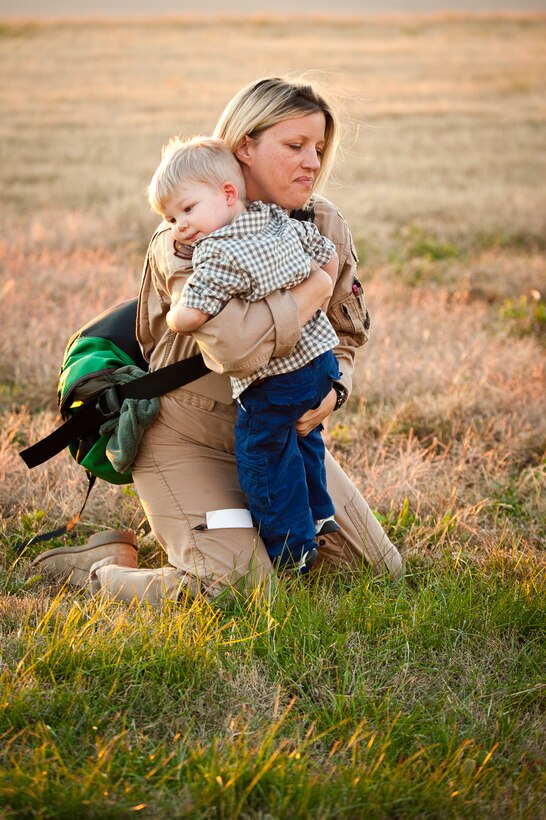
[148, 135, 246, 216]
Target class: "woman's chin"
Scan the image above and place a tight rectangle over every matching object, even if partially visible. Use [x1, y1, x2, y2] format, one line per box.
[283, 194, 312, 212]
[261, 188, 311, 212]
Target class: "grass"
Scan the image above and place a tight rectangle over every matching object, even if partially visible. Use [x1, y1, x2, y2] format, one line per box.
[0, 12, 545, 818]
[1, 559, 544, 818]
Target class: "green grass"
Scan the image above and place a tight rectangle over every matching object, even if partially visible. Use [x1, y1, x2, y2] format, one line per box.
[1, 557, 544, 818]
[499, 294, 546, 343]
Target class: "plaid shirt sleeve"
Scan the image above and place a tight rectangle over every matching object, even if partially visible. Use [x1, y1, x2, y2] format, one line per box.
[180, 245, 250, 316]
[290, 219, 336, 267]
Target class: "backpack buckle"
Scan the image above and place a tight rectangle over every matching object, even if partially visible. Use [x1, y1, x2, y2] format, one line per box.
[96, 386, 122, 420]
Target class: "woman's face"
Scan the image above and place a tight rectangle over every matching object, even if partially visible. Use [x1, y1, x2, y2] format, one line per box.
[236, 111, 327, 211]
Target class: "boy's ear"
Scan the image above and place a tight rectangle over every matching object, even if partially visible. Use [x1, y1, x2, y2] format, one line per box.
[223, 182, 239, 205]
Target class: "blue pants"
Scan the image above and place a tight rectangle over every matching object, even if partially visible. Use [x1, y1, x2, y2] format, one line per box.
[235, 350, 341, 565]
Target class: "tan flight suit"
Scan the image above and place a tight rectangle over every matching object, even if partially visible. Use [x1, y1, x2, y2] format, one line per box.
[91, 197, 404, 602]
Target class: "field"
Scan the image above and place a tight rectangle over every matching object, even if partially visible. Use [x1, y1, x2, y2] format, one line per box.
[0, 14, 545, 818]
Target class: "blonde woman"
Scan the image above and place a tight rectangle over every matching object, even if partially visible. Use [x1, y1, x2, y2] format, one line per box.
[35, 77, 404, 601]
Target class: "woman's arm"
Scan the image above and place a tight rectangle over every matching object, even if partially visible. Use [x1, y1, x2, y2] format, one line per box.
[293, 262, 334, 323]
[192, 263, 331, 378]
[294, 198, 370, 435]
[314, 196, 370, 399]
[189, 198, 368, 386]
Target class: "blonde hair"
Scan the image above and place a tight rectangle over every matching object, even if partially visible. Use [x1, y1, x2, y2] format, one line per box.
[148, 135, 246, 215]
[214, 76, 340, 192]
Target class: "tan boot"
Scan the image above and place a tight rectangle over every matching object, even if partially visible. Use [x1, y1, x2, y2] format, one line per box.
[31, 529, 138, 588]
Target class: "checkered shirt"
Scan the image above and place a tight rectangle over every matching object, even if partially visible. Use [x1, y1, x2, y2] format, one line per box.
[181, 201, 339, 397]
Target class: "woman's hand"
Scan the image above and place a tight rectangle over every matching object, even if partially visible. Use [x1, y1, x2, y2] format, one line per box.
[295, 388, 337, 437]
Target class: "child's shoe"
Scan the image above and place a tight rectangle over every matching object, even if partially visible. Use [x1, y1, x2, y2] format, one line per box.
[314, 516, 340, 537]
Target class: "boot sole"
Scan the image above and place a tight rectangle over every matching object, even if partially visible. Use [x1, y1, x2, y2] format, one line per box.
[31, 529, 137, 565]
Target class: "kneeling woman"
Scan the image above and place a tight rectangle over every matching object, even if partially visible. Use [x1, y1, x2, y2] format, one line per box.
[37, 76, 404, 601]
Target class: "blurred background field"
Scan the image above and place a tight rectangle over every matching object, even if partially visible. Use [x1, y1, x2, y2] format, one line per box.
[0, 13, 545, 818]
[0, 13, 544, 555]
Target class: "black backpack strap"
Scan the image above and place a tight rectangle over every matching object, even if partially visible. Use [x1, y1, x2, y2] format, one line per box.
[14, 474, 97, 553]
[20, 353, 210, 470]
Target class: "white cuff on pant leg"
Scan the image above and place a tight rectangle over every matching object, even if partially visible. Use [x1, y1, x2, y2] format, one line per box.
[87, 554, 137, 595]
[88, 564, 192, 604]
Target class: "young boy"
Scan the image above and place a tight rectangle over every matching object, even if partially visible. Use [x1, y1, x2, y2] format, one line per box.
[148, 136, 342, 573]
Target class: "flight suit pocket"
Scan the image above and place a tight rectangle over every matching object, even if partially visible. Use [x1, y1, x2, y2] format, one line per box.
[330, 285, 370, 347]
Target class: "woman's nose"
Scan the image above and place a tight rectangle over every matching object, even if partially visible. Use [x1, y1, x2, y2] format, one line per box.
[301, 147, 321, 170]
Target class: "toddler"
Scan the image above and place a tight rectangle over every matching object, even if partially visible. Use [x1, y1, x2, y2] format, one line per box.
[148, 136, 342, 573]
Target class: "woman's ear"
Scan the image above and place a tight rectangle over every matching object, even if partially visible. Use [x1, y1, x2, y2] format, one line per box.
[235, 136, 253, 167]
[222, 182, 239, 205]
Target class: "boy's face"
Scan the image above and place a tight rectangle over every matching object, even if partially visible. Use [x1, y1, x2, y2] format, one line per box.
[162, 180, 238, 245]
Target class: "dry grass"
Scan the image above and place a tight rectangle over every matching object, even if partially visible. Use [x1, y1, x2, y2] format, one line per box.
[1, 15, 545, 243]
[1, 15, 544, 564]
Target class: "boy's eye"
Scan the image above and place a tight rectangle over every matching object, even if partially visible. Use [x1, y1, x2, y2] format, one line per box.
[184, 204, 194, 213]
[166, 217, 176, 224]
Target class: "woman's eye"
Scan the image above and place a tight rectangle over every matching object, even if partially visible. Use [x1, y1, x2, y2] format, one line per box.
[288, 144, 302, 151]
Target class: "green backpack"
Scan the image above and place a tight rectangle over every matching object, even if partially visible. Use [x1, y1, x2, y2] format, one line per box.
[22, 297, 209, 482]
[19, 298, 209, 547]
[57, 298, 147, 484]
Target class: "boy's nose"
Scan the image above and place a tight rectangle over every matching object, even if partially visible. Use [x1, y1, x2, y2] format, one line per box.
[172, 220, 187, 237]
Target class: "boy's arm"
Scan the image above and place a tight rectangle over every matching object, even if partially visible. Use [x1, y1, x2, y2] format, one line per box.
[164, 273, 209, 333]
[167, 302, 210, 334]
[168, 244, 249, 335]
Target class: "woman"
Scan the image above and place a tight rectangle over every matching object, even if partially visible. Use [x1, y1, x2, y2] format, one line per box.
[36, 77, 404, 601]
